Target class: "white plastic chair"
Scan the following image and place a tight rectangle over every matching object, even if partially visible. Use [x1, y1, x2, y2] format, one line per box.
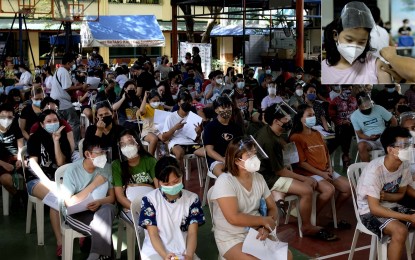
[116, 218, 135, 260]
[201, 143, 218, 207]
[207, 186, 226, 260]
[78, 138, 84, 159]
[347, 162, 413, 260]
[130, 190, 155, 259]
[184, 153, 204, 187]
[116, 185, 154, 259]
[283, 195, 303, 237]
[2, 185, 9, 216]
[21, 146, 45, 246]
[311, 192, 338, 229]
[354, 134, 385, 163]
[55, 164, 86, 260]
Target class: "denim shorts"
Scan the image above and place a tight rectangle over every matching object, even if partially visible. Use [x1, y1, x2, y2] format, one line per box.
[26, 179, 40, 196]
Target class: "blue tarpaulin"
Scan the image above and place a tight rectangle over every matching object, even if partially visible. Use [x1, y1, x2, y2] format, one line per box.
[50, 33, 81, 45]
[81, 15, 165, 47]
[210, 24, 269, 36]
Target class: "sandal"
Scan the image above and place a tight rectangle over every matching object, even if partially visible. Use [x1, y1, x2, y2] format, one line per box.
[276, 199, 288, 217]
[330, 220, 352, 230]
[310, 229, 338, 241]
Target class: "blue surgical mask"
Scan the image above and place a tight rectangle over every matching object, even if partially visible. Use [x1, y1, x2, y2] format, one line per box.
[386, 88, 395, 93]
[306, 93, 316, 101]
[305, 116, 316, 128]
[44, 122, 59, 133]
[32, 99, 41, 107]
[160, 182, 184, 196]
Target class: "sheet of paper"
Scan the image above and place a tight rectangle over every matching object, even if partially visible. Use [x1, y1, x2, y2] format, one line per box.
[181, 111, 203, 141]
[242, 228, 288, 260]
[126, 186, 155, 201]
[283, 142, 299, 166]
[154, 109, 172, 133]
[312, 125, 335, 137]
[42, 191, 59, 211]
[66, 193, 94, 215]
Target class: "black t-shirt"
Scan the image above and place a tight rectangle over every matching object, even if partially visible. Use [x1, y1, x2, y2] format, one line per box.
[20, 105, 41, 133]
[255, 125, 285, 189]
[399, 26, 412, 35]
[192, 54, 202, 74]
[137, 71, 156, 94]
[96, 89, 116, 104]
[0, 119, 23, 161]
[252, 86, 268, 110]
[244, 78, 259, 92]
[203, 118, 244, 166]
[85, 124, 125, 161]
[374, 90, 401, 111]
[26, 127, 71, 183]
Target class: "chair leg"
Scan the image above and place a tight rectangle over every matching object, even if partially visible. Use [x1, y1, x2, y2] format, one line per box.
[284, 201, 294, 225]
[26, 198, 33, 234]
[406, 236, 412, 260]
[295, 198, 303, 238]
[378, 239, 387, 260]
[348, 228, 360, 260]
[116, 221, 124, 259]
[330, 196, 338, 229]
[311, 192, 317, 226]
[63, 231, 74, 260]
[202, 175, 211, 207]
[126, 225, 135, 260]
[36, 201, 45, 245]
[370, 236, 378, 260]
[196, 157, 203, 188]
[2, 186, 9, 216]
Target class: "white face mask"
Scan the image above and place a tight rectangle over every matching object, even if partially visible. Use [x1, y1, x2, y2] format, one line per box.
[265, 69, 271, 74]
[0, 118, 13, 129]
[398, 148, 414, 163]
[121, 145, 138, 159]
[91, 154, 107, 168]
[336, 42, 365, 64]
[240, 155, 261, 173]
[268, 87, 276, 95]
[150, 102, 160, 109]
[296, 74, 302, 79]
[216, 78, 223, 85]
[237, 82, 245, 89]
[295, 89, 303, 96]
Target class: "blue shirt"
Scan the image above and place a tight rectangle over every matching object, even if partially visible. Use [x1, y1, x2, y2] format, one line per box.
[350, 104, 392, 136]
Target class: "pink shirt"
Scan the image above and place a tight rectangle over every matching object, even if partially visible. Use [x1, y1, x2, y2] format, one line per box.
[322, 54, 378, 84]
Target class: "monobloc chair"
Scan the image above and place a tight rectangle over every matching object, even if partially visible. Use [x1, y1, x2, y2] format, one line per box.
[55, 164, 86, 260]
[354, 135, 385, 163]
[21, 146, 45, 246]
[206, 186, 227, 260]
[116, 185, 154, 260]
[347, 162, 413, 260]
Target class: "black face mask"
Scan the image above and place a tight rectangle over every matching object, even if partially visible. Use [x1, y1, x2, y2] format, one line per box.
[248, 72, 254, 77]
[102, 115, 113, 127]
[127, 90, 136, 98]
[281, 120, 293, 131]
[360, 108, 372, 115]
[397, 105, 410, 114]
[181, 102, 192, 112]
[188, 73, 194, 78]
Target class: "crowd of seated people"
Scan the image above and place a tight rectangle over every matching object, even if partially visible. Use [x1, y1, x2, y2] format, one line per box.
[5, 44, 415, 259]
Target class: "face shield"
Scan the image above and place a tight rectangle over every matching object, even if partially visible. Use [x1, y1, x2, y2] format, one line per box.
[400, 112, 415, 141]
[118, 135, 141, 162]
[340, 1, 375, 30]
[237, 136, 268, 172]
[358, 95, 374, 110]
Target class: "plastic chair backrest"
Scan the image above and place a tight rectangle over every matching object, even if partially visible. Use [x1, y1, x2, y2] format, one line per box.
[347, 162, 369, 220]
[207, 186, 215, 229]
[131, 190, 154, 252]
[54, 164, 71, 222]
[79, 138, 84, 159]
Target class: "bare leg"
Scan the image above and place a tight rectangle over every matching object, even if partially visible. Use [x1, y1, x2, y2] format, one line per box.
[171, 145, 185, 172]
[314, 180, 335, 215]
[193, 147, 205, 157]
[383, 220, 408, 260]
[223, 243, 258, 260]
[358, 142, 371, 162]
[212, 163, 225, 177]
[332, 176, 351, 212]
[0, 173, 16, 195]
[286, 179, 321, 234]
[83, 108, 93, 123]
[144, 133, 159, 156]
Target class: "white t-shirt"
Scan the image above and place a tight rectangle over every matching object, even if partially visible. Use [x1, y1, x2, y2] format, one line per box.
[51, 67, 73, 110]
[163, 111, 196, 150]
[18, 71, 33, 86]
[44, 75, 53, 93]
[261, 95, 283, 110]
[356, 156, 412, 215]
[210, 172, 271, 238]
